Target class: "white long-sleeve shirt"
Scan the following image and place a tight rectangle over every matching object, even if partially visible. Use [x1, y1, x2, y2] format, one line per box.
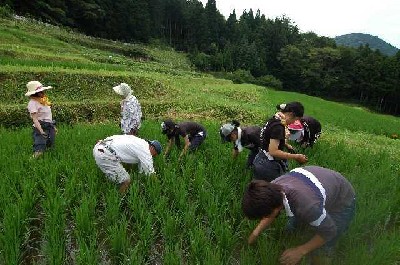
[103, 135, 154, 175]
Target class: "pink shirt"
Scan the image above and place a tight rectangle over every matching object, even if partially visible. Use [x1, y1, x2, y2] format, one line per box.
[27, 99, 52, 122]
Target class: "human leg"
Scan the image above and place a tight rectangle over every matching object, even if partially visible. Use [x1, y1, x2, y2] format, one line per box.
[246, 148, 258, 168]
[93, 146, 131, 192]
[32, 127, 47, 157]
[189, 132, 206, 152]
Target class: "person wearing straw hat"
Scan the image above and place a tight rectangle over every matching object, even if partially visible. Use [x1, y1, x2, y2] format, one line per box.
[26, 80, 56, 158]
[288, 116, 322, 148]
[220, 120, 261, 168]
[113, 83, 142, 136]
[93, 135, 162, 193]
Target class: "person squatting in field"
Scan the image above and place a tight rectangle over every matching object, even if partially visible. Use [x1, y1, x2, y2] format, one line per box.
[93, 135, 162, 193]
[253, 102, 308, 182]
[242, 166, 356, 265]
[219, 120, 261, 168]
[113, 82, 142, 136]
[161, 119, 207, 159]
[26, 80, 57, 158]
[288, 116, 322, 148]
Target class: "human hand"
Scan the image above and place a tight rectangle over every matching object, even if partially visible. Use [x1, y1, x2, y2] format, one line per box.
[280, 247, 305, 265]
[41, 132, 48, 138]
[295, 154, 307, 164]
[54, 127, 58, 134]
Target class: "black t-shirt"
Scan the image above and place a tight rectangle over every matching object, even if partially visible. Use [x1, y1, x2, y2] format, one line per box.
[260, 117, 285, 151]
[300, 116, 321, 147]
[167, 121, 206, 139]
[234, 126, 261, 150]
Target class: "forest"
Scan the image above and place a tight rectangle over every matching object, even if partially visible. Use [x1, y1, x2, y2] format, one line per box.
[2, 0, 400, 115]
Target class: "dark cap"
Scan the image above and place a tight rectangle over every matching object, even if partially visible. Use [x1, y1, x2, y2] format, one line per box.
[161, 119, 176, 134]
[276, 102, 304, 117]
[150, 140, 162, 155]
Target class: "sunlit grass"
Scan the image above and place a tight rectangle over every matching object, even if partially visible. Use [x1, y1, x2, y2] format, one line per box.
[0, 119, 398, 264]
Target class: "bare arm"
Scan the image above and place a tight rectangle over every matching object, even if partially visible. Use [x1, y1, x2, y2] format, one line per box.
[30, 113, 45, 135]
[279, 234, 326, 265]
[232, 148, 239, 159]
[269, 139, 307, 164]
[248, 206, 282, 244]
[164, 138, 174, 157]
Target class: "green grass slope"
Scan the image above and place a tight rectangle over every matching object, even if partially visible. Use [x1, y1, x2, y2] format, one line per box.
[0, 16, 400, 264]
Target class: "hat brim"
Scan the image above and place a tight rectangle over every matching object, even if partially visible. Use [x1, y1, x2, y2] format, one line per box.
[25, 86, 52, 96]
[113, 85, 124, 96]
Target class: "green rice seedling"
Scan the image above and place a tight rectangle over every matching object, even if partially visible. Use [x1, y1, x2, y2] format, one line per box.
[74, 195, 98, 245]
[1, 203, 27, 264]
[75, 240, 98, 265]
[126, 244, 146, 265]
[42, 189, 66, 264]
[108, 216, 130, 264]
[162, 242, 184, 265]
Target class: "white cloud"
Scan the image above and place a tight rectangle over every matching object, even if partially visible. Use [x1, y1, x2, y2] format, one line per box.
[200, 0, 400, 48]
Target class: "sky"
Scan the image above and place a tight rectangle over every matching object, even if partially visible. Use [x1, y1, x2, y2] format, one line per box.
[200, 0, 400, 49]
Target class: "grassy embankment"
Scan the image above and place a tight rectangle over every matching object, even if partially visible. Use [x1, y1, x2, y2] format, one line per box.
[0, 16, 399, 264]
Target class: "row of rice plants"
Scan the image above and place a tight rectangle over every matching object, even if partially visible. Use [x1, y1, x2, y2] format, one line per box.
[0, 119, 399, 264]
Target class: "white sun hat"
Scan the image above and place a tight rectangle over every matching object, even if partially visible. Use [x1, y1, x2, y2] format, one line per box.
[113, 83, 132, 97]
[25, 81, 52, 96]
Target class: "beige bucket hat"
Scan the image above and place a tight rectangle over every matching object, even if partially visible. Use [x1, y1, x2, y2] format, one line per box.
[113, 83, 132, 97]
[25, 81, 52, 96]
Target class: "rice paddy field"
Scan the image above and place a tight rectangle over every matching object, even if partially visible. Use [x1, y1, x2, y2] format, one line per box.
[1, 16, 400, 265]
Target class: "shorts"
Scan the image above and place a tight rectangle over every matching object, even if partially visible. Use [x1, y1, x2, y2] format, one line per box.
[93, 143, 130, 184]
[189, 131, 207, 151]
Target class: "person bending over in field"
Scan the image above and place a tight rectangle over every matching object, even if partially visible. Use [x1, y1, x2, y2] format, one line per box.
[26, 81, 57, 158]
[242, 166, 356, 265]
[161, 119, 207, 159]
[113, 83, 142, 136]
[93, 135, 162, 193]
[288, 116, 322, 148]
[253, 102, 308, 182]
[220, 120, 261, 168]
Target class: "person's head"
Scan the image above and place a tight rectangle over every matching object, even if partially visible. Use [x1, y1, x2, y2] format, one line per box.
[242, 180, 284, 220]
[220, 120, 240, 142]
[113, 83, 132, 98]
[149, 140, 162, 156]
[288, 120, 304, 141]
[25, 81, 52, 97]
[276, 102, 304, 125]
[161, 119, 177, 135]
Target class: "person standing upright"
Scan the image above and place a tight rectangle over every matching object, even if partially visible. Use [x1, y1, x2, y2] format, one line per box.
[26, 80, 57, 158]
[113, 83, 142, 135]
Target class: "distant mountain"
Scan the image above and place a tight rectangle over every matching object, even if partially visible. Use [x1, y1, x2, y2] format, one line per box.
[335, 33, 399, 56]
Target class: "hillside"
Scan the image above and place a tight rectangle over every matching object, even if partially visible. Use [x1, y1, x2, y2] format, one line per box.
[1, 16, 400, 265]
[335, 33, 399, 56]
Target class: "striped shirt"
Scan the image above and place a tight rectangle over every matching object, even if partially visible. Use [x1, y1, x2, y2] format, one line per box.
[272, 166, 355, 241]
